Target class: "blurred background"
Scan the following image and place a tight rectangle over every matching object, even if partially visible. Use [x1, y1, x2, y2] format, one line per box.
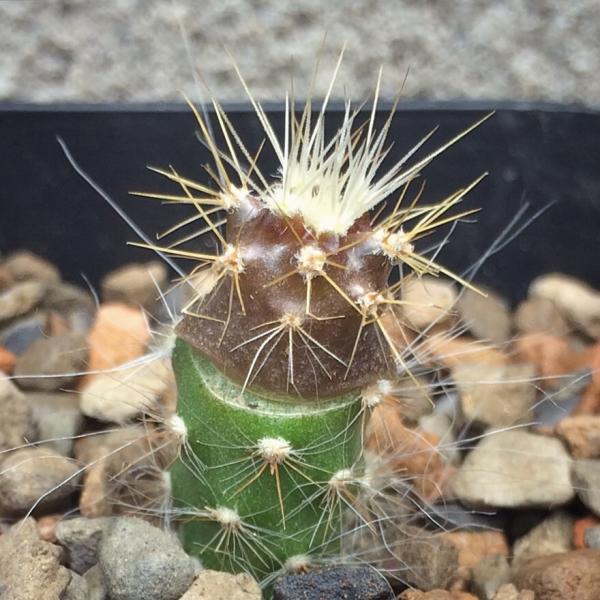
[0, 0, 598, 106]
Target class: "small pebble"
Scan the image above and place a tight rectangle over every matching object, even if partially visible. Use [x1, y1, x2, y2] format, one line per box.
[0, 280, 45, 323]
[0, 375, 33, 452]
[101, 261, 167, 309]
[36, 514, 61, 542]
[572, 459, 600, 517]
[457, 286, 512, 344]
[573, 516, 600, 549]
[423, 335, 508, 370]
[273, 565, 394, 600]
[0, 446, 80, 515]
[513, 549, 600, 600]
[180, 570, 262, 600]
[56, 517, 113, 574]
[83, 564, 108, 600]
[13, 332, 88, 391]
[62, 570, 89, 600]
[0, 345, 16, 373]
[398, 591, 478, 599]
[471, 554, 511, 600]
[585, 525, 600, 549]
[0, 312, 48, 355]
[530, 273, 600, 339]
[512, 511, 573, 566]
[453, 363, 536, 428]
[98, 516, 197, 600]
[441, 530, 509, 570]
[401, 276, 457, 330]
[451, 430, 574, 508]
[80, 358, 171, 423]
[28, 391, 84, 455]
[85, 303, 151, 376]
[491, 584, 534, 600]
[3, 250, 61, 284]
[0, 518, 71, 599]
[514, 296, 570, 336]
[555, 414, 600, 458]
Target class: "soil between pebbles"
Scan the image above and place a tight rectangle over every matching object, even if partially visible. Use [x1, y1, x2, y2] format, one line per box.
[2, 250, 600, 599]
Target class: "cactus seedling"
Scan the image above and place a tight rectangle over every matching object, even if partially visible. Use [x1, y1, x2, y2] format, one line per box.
[135, 65, 489, 587]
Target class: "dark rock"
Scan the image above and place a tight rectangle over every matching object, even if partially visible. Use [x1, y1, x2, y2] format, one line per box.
[56, 517, 113, 574]
[13, 332, 88, 391]
[273, 566, 393, 600]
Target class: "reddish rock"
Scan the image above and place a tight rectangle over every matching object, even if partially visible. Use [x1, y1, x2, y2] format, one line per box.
[573, 516, 600, 549]
[555, 415, 600, 458]
[492, 584, 534, 600]
[84, 303, 151, 382]
[423, 334, 509, 370]
[513, 549, 600, 600]
[442, 531, 509, 570]
[0, 346, 16, 374]
[513, 333, 588, 388]
[36, 514, 60, 542]
[367, 401, 450, 501]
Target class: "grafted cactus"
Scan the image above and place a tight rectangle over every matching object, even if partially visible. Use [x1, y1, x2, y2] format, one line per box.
[136, 68, 489, 589]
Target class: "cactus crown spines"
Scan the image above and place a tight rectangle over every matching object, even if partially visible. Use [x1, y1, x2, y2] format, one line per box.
[134, 68, 490, 403]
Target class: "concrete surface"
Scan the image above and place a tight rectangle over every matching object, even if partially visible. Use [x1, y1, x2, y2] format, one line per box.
[0, 0, 598, 106]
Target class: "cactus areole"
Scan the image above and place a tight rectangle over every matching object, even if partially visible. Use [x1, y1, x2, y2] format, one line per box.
[152, 78, 489, 589]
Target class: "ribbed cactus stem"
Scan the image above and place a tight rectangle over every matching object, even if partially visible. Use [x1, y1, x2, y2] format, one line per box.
[170, 338, 363, 578]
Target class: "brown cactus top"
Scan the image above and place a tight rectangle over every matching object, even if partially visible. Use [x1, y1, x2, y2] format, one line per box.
[176, 205, 398, 399]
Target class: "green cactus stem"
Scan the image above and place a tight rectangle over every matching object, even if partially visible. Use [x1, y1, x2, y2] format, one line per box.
[170, 338, 363, 578]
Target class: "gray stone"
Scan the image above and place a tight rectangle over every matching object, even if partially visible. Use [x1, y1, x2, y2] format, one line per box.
[0, 517, 71, 599]
[13, 332, 88, 391]
[0, 313, 47, 355]
[83, 564, 108, 600]
[453, 363, 537, 428]
[512, 511, 573, 566]
[452, 430, 574, 508]
[56, 517, 113, 574]
[0, 446, 80, 515]
[28, 391, 83, 455]
[181, 570, 262, 600]
[471, 554, 511, 600]
[99, 516, 197, 600]
[273, 566, 393, 600]
[62, 571, 89, 600]
[457, 286, 512, 344]
[572, 459, 600, 516]
[585, 526, 600, 549]
[0, 280, 45, 324]
[0, 375, 32, 452]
